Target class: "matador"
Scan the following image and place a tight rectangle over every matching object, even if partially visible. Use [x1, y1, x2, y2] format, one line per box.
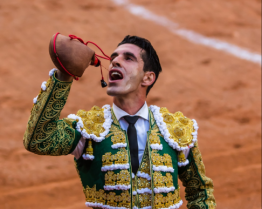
[24, 35, 216, 209]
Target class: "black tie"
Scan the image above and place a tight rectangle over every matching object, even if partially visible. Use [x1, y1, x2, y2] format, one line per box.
[124, 116, 139, 174]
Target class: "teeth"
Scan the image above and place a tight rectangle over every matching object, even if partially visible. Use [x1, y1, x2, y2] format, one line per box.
[112, 72, 121, 76]
[111, 71, 123, 79]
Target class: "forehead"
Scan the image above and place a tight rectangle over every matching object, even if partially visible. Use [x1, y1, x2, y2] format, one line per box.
[113, 44, 143, 56]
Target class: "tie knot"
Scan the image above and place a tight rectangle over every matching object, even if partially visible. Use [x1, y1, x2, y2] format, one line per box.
[123, 116, 139, 125]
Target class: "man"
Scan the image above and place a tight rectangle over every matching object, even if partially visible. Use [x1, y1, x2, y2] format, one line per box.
[24, 35, 216, 209]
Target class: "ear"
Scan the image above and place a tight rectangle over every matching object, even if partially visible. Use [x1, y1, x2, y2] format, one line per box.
[141, 71, 156, 87]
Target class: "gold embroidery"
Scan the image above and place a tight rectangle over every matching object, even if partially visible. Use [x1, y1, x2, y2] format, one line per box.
[155, 190, 181, 208]
[152, 151, 163, 166]
[159, 107, 169, 114]
[173, 188, 181, 204]
[111, 131, 126, 145]
[139, 194, 151, 208]
[159, 108, 195, 148]
[105, 170, 130, 186]
[149, 109, 156, 129]
[106, 121, 126, 146]
[155, 194, 165, 209]
[23, 77, 76, 155]
[165, 173, 173, 188]
[96, 189, 106, 205]
[118, 191, 131, 207]
[132, 177, 137, 195]
[94, 123, 105, 136]
[166, 192, 174, 207]
[163, 113, 175, 123]
[102, 152, 114, 166]
[77, 106, 105, 137]
[106, 192, 117, 207]
[152, 151, 173, 167]
[137, 177, 151, 189]
[153, 172, 174, 188]
[179, 142, 216, 208]
[111, 109, 119, 126]
[105, 171, 116, 186]
[102, 149, 128, 167]
[114, 149, 128, 164]
[63, 118, 75, 127]
[153, 172, 165, 188]
[138, 142, 151, 175]
[140, 161, 150, 174]
[117, 170, 130, 185]
[83, 187, 132, 208]
[83, 185, 96, 203]
[149, 132, 161, 144]
[163, 154, 173, 167]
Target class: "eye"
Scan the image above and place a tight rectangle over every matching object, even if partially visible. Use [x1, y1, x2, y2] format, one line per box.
[126, 56, 132, 61]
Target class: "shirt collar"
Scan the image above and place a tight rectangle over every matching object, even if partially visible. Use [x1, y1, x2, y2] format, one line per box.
[113, 102, 149, 121]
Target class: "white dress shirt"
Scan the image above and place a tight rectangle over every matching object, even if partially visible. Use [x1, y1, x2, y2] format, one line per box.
[71, 103, 190, 161]
[113, 102, 149, 164]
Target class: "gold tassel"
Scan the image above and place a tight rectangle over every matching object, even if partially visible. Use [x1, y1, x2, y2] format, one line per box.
[178, 151, 186, 163]
[85, 139, 93, 155]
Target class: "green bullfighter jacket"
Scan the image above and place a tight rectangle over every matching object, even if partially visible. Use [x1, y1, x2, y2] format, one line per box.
[23, 69, 216, 209]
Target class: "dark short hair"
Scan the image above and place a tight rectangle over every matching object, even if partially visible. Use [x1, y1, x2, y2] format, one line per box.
[118, 35, 162, 95]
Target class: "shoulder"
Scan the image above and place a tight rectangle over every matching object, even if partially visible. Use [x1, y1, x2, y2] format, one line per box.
[67, 105, 112, 142]
[77, 105, 106, 124]
[149, 105, 198, 151]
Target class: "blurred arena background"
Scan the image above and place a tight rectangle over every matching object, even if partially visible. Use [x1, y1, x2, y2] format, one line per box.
[0, 0, 261, 208]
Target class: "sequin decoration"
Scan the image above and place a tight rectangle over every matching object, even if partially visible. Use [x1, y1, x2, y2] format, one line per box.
[159, 108, 195, 148]
[105, 171, 116, 186]
[111, 131, 126, 145]
[118, 191, 131, 208]
[137, 177, 151, 189]
[140, 161, 150, 174]
[102, 152, 114, 166]
[152, 151, 173, 167]
[117, 170, 130, 185]
[77, 106, 105, 137]
[149, 132, 161, 144]
[83, 185, 96, 203]
[96, 189, 106, 205]
[139, 193, 152, 208]
[102, 149, 129, 166]
[153, 172, 166, 188]
[153, 172, 174, 188]
[114, 149, 129, 165]
[106, 192, 117, 207]
[154, 189, 181, 209]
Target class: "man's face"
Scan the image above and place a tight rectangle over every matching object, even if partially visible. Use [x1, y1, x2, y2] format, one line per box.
[107, 44, 145, 97]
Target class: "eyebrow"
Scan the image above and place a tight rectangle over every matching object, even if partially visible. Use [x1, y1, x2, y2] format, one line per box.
[110, 52, 118, 59]
[124, 52, 137, 61]
[110, 51, 138, 61]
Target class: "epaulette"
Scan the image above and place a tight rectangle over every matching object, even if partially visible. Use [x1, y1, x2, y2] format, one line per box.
[67, 105, 112, 160]
[149, 105, 198, 166]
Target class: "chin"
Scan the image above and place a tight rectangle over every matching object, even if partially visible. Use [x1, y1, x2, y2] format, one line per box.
[106, 85, 131, 97]
[107, 88, 123, 97]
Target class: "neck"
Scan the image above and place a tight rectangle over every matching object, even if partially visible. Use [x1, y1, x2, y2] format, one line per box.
[113, 94, 146, 115]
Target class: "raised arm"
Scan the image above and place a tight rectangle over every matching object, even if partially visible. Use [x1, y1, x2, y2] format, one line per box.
[23, 69, 81, 156]
[178, 142, 216, 209]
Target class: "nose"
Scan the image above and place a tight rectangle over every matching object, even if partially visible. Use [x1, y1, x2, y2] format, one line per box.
[111, 55, 122, 68]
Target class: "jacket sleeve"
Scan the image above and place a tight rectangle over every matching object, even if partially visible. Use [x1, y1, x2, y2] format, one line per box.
[178, 142, 216, 209]
[23, 71, 82, 156]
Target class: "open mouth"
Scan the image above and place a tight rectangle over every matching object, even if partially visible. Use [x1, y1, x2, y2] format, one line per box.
[109, 69, 123, 81]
